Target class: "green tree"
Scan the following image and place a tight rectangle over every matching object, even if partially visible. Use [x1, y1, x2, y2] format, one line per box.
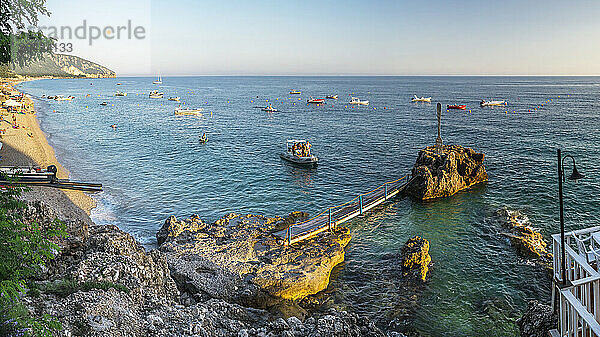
[0, 181, 67, 336]
[0, 0, 54, 68]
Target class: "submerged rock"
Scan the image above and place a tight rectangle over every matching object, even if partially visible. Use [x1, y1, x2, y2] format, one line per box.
[400, 236, 432, 282]
[404, 145, 488, 200]
[516, 300, 557, 337]
[157, 213, 351, 305]
[496, 208, 552, 269]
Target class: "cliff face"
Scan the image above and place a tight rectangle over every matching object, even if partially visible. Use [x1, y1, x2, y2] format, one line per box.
[157, 213, 351, 305]
[404, 145, 488, 200]
[11, 53, 115, 78]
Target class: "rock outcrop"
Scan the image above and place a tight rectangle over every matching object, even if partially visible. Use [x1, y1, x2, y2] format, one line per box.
[400, 236, 432, 282]
[404, 145, 488, 200]
[516, 300, 557, 337]
[496, 208, 552, 269]
[21, 201, 386, 336]
[157, 213, 351, 305]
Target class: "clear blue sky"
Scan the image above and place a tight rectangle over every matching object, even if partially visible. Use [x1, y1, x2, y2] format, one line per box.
[41, 0, 600, 76]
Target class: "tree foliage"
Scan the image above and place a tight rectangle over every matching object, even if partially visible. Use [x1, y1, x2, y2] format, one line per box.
[0, 181, 67, 336]
[0, 0, 54, 67]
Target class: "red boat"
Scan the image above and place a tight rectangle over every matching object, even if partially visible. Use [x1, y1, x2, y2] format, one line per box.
[307, 98, 325, 104]
[447, 104, 467, 110]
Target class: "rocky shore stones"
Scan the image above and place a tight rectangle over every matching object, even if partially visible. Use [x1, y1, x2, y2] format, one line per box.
[157, 213, 351, 303]
[405, 145, 488, 200]
[400, 236, 432, 282]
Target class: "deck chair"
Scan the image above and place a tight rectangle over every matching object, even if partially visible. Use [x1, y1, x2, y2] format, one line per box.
[574, 233, 597, 264]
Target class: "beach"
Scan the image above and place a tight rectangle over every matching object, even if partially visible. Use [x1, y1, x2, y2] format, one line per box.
[0, 77, 95, 217]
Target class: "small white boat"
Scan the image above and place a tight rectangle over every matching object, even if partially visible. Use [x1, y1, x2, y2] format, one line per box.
[349, 97, 369, 105]
[153, 75, 162, 85]
[54, 95, 74, 101]
[480, 100, 507, 107]
[262, 105, 278, 112]
[100, 102, 108, 106]
[411, 95, 431, 102]
[280, 140, 318, 167]
[115, 91, 127, 97]
[174, 106, 204, 115]
[168, 97, 180, 101]
[289, 90, 301, 95]
[149, 91, 164, 98]
[326, 95, 338, 99]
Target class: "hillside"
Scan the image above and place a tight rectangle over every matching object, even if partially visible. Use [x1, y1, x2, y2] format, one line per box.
[10, 53, 115, 78]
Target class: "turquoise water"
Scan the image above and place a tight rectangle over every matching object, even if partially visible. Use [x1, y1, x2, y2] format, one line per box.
[18, 76, 600, 336]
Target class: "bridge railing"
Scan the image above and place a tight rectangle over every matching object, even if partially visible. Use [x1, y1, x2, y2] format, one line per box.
[285, 175, 410, 244]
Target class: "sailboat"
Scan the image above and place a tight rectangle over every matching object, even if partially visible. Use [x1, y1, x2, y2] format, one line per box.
[153, 74, 162, 85]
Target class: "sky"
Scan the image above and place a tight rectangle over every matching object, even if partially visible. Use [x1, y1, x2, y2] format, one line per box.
[36, 0, 600, 76]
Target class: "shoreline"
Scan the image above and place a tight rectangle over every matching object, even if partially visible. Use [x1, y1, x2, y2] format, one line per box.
[0, 76, 96, 215]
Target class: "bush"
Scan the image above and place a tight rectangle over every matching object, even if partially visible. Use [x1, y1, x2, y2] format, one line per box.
[0, 182, 67, 336]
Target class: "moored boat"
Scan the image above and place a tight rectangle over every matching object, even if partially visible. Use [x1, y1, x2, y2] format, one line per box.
[411, 95, 432, 102]
[447, 104, 467, 110]
[153, 74, 162, 84]
[480, 100, 507, 107]
[168, 97, 180, 101]
[199, 132, 208, 143]
[115, 91, 127, 96]
[54, 95, 74, 101]
[149, 91, 164, 98]
[326, 95, 338, 99]
[280, 140, 318, 167]
[307, 97, 325, 104]
[349, 97, 369, 105]
[261, 105, 278, 112]
[289, 90, 301, 94]
[174, 105, 204, 115]
[100, 102, 108, 106]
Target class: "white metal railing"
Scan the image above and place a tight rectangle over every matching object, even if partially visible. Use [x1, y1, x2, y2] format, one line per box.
[552, 226, 600, 337]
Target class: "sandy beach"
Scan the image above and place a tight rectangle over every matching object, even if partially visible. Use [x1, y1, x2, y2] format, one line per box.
[0, 77, 95, 215]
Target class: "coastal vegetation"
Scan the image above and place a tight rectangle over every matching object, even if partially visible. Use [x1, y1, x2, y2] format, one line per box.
[0, 182, 67, 336]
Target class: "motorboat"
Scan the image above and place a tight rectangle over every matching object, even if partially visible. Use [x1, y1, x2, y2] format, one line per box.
[480, 100, 507, 107]
[100, 102, 108, 106]
[174, 106, 204, 115]
[115, 91, 127, 96]
[280, 140, 318, 167]
[262, 105, 278, 112]
[116, 83, 122, 85]
[326, 95, 338, 99]
[149, 91, 164, 98]
[307, 97, 325, 104]
[411, 95, 432, 102]
[349, 97, 369, 105]
[54, 95, 74, 101]
[168, 97, 180, 101]
[153, 75, 162, 84]
[447, 104, 467, 110]
[199, 133, 208, 143]
[289, 90, 301, 94]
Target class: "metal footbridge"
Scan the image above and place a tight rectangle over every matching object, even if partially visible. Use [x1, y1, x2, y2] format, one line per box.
[274, 175, 411, 245]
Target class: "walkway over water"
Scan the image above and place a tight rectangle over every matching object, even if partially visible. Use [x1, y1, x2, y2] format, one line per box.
[274, 175, 412, 245]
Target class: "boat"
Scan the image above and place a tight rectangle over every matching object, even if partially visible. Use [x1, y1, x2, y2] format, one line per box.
[289, 90, 301, 95]
[168, 97, 180, 101]
[54, 95, 74, 101]
[152, 75, 162, 85]
[280, 140, 318, 167]
[262, 105, 278, 112]
[326, 95, 338, 99]
[307, 97, 325, 104]
[480, 100, 507, 107]
[174, 105, 204, 115]
[411, 95, 432, 102]
[115, 91, 127, 97]
[149, 91, 164, 98]
[447, 104, 467, 110]
[100, 102, 108, 106]
[116, 83, 122, 85]
[349, 97, 369, 105]
[199, 133, 208, 143]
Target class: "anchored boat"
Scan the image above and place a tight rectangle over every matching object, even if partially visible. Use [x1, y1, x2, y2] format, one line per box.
[153, 75, 162, 84]
[149, 91, 164, 98]
[480, 100, 507, 107]
[54, 95, 74, 101]
[199, 133, 208, 143]
[289, 90, 301, 94]
[115, 91, 127, 97]
[280, 140, 318, 167]
[261, 105, 278, 112]
[326, 95, 338, 99]
[174, 106, 203, 115]
[168, 97, 180, 101]
[411, 95, 432, 102]
[349, 97, 369, 105]
[307, 97, 325, 104]
[447, 104, 467, 110]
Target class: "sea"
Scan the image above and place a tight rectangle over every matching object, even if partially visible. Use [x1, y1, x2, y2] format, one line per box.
[18, 76, 600, 336]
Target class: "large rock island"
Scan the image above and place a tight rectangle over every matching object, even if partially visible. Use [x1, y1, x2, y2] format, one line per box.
[404, 145, 488, 200]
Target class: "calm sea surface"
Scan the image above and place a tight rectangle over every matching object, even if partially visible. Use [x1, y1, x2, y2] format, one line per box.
[18, 76, 600, 336]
